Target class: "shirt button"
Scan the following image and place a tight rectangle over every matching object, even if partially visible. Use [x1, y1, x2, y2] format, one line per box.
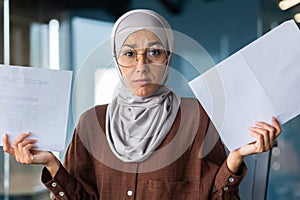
[51, 182, 57, 187]
[127, 190, 133, 197]
[223, 186, 229, 191]
[59, 192, 64, 196]
[228, 177, 234, 182]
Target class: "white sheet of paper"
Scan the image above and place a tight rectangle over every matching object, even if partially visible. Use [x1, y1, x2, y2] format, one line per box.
[0, 65, 72, 151]
[189, 20, 300, 151]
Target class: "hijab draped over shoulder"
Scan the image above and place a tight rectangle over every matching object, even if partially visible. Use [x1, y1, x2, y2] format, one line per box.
[106, 9, 181, 162]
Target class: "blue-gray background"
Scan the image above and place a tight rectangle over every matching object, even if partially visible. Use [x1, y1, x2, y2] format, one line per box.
[0, 0, 299, 199]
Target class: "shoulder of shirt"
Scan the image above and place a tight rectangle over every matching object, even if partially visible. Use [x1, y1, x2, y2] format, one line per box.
[180, 97, 207, 117]
[180, 97, 200, 106]
[78, 104, 108, 122]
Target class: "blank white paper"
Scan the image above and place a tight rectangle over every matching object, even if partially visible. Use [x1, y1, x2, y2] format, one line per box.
[189, 20, 300, 151]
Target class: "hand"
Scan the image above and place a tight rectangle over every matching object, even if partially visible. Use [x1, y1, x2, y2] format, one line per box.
[237, 116, 282, 157]
[3, 132, 60, 177]
[227, 116, 282, 173]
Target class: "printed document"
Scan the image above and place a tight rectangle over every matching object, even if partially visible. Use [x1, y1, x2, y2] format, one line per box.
[0, 65, 72, 151]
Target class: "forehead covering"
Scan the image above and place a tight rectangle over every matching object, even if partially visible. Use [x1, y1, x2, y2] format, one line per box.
[111, 9, 174, 58]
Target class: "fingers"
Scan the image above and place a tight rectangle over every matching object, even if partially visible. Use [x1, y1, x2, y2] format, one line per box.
[250, 125, 274, 149]
[248, 117, 282, 154]
[248, 129, 265, 152]
[271, 116, 282, 137]
[16, 143, 35, 164]
[4, 132, 37, 164]
[12, 132, 31, 148]
[3, 133, 15, 155]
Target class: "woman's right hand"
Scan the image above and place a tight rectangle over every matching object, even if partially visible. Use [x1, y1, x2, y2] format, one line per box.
[3, 132, 60, 177]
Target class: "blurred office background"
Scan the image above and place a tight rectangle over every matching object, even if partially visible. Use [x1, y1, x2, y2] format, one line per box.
[0, 0, 300, 199]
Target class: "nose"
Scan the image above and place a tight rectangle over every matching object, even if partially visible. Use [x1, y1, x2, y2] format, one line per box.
[135, 54, 149, 73]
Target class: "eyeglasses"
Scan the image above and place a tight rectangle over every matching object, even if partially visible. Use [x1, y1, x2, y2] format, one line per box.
[117, 46, 169, 68]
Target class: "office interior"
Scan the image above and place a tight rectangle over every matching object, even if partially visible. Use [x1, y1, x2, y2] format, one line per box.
[0, 0, 300, 199]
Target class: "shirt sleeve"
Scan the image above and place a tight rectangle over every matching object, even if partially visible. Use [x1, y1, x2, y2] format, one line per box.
[212, 159, 247, 199]
[204, 122, 247, 199]
[41, 125, 99, 200]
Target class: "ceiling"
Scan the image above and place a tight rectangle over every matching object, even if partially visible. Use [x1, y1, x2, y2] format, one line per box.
[8, 0, 188, 24]
[4, 0, 300, 26]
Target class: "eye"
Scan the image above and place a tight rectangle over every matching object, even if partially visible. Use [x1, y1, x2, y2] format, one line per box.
[123, 50, 135, 57]
[147, 49, 162, 57]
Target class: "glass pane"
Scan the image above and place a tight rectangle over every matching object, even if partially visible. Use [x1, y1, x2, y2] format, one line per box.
[0, 0, 3, 64]
[267, 116, 300, 199]
[0, 150, 4, 198]
[8, 158, 50, 199]
[0, 0, 58, 199]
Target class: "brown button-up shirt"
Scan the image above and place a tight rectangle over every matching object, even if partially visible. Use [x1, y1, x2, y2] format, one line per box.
[42, 98, 246, 199]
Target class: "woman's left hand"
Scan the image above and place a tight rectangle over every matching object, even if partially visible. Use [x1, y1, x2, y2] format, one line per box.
[237, 116, 282, 157]
[227, 116, 282, 173]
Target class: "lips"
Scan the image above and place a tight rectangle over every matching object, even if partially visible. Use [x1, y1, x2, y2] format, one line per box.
[133, 79, 152, 86]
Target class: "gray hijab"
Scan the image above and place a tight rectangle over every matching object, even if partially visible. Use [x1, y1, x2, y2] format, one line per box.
[106, 9, 181, 162]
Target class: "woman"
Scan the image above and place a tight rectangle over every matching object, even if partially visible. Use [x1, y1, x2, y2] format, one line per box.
[3, 9, 281, 199]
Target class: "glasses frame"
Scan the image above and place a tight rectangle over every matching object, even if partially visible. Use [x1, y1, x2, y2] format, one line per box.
[116, 47, 170, 68]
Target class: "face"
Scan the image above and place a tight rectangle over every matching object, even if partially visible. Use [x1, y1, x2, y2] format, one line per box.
[117, 29, 168, 97]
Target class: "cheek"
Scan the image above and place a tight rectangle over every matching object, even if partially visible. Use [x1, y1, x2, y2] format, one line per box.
[119, 67, 134, 85]
[119, 67, 129, 77]
[152, 68, 166, 83]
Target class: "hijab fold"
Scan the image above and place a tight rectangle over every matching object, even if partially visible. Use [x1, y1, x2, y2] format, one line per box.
[106, 86, 180, 162]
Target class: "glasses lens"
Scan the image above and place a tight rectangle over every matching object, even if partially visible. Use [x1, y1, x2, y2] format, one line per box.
[117, 47, 136, 67]
[146, 48, 168, 65]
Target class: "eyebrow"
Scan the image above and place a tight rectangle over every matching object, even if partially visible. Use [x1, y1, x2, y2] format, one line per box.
[122, 41, 164, 49]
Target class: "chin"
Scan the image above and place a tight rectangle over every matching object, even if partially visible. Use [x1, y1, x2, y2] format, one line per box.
[133, 84, 159, 97]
